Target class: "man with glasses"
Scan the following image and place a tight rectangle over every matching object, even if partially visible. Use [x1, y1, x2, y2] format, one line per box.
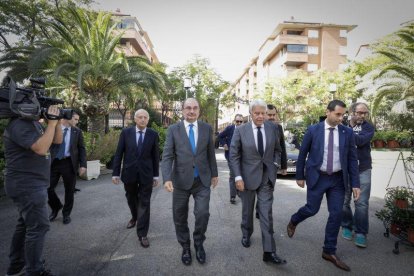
[341, 102, 374, 248]
[218, 114, 244, 204]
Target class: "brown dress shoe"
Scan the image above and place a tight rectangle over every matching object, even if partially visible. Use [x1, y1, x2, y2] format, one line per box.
[322, 252, 350, 271]
[139, 237, 150, 248]
[287, 221, 296, 238]
[127, 219, 136, 229]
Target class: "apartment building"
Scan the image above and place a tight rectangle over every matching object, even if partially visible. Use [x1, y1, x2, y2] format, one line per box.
[219, 21, 356, 128]
[109, 11, 160, 127]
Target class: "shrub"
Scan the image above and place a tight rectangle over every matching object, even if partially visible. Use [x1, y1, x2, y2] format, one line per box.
[151, 122, 167, 159]
[84, 130, 121, 164]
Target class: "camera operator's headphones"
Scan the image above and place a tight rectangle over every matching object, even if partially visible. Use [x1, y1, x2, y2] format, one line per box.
[0, 77, 42, 120]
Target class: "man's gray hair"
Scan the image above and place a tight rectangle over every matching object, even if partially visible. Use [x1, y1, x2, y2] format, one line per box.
[134, 109, 149, 118]
[249, 99, 267, 113]
[350, 102, 369, 113]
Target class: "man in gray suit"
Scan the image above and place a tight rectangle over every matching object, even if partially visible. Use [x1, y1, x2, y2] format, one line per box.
[230, 99, 287, 265]
[162, 98, 219, 266]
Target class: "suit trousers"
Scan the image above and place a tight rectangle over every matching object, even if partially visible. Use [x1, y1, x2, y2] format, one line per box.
[8, 189, 50, 275]
[240, 180, 276, 253]
[172, 177, 211, 248]
[48, 158, 76, 217]
[124, 179, 153, 238]
[226, 159, 237, 198]
[291, 173, 345, 255]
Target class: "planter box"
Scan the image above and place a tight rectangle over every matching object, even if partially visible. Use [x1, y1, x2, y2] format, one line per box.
[394, 199, 409, 209]
[373, 140, 385, 148]
[387, 140, 400, 148]
[85, 160, 101, 180]
[390, 223, 403, 235]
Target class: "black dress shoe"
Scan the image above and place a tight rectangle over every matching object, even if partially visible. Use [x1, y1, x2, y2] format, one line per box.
[263, 252, 287, 265]
[230, 197, 236, 204]
[127, 219, 136, 229]
[241, 237, 250, 248]
[181, 248, 192, 266]
[63, 216, 71, 224]
[74, 188, 81, 193]
[139, 237, 150, 248]
[194, 244, 206, 264]
[49, 206, 62, 221]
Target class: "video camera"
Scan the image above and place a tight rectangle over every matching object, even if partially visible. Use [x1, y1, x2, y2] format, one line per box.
[0, 77, 73, 121]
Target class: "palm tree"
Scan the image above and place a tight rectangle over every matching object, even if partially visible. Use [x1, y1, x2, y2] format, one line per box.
[0, 6, 164, 135]
[369, 22, 414, 115]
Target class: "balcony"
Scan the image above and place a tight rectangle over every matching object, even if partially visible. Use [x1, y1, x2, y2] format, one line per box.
[281, 52, 308, 66]
[262, 34, 308, 64]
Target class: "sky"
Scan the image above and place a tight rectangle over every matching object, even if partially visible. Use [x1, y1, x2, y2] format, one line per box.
[92, 0, 414, 83]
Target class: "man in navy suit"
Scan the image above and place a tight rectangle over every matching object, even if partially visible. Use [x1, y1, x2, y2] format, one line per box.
[286, 100, 360, 271]
[112, 109, 160, 248]
[218, 114, 243, 203]
[48, 111, 87, 225]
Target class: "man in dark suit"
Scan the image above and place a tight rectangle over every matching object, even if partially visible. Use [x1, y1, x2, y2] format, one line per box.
[112, 109, 159, 248]
[48, 111, 87, 225]
[162, 98, 218, 266]
[286, 100, 360, 271]
[230, 99, 286, 265]
[218, 114, 243, 204]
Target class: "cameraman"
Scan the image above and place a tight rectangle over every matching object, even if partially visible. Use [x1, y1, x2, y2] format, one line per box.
[4, 106, 62, 276]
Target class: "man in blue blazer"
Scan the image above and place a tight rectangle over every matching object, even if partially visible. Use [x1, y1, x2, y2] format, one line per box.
[286, 100, 360, 271]
[112, 109, 160, 248]
[218, 114, 243, 203]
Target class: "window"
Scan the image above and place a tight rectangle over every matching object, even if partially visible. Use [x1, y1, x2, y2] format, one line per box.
[339, 46, 347, 56]
[339, 64, 348, 71]
[340, 30, 347, 38]
[286, 44, 308, 53]
[308, 30, 319, 38]
[287, 30, 303, 35]
[307, 64, 318, 72]
[308, 46, 319, 55]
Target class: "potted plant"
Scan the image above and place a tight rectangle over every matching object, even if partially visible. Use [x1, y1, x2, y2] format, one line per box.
[384, 130, 400, 148]
[372, 131, 386, 148]
[396, 131, 413, 148]
[83, 132, 101, 180]
[386, 187, 413, 209]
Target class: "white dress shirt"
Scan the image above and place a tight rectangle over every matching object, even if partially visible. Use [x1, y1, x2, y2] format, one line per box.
[183, 120, 198, 145]
[320, 120, 341, 173]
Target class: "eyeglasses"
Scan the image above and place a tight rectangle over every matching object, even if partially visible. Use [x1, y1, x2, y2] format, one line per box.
[235, 120, 243, 123]
[355, 111, 369, 116]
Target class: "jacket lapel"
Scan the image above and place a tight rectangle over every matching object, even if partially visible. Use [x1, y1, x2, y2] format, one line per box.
[131, 127, 138, 154]
[246, 122, 260, 157]
[264, 122, 271, 156]
[319, 122, 325, 159]
[338, 124, 345, 162]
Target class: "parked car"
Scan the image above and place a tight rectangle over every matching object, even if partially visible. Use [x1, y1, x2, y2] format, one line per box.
[278, 142, 298, 175]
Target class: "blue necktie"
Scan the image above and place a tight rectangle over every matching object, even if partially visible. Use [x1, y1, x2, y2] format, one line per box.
[137, 131, 143, 156]
[326, 127, 334, 174]
[56, 128, 68, 160]
[189, 124, 199, 177]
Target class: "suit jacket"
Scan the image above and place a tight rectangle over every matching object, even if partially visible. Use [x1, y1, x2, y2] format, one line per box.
[295, 122, 359, 189]
[229, 121, 282, 190]
[218, 124, 235, 160]
[161, 120, 218, 190]
[51, 127, 87, 172]
[112, 127, 159, 185]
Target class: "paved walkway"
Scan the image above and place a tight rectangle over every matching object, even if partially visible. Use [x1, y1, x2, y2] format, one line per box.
[0, 150, 413, 275]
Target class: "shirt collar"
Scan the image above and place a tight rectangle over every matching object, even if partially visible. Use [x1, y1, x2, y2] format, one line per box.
[136, 126, 147, 133]
[61, 125, 71, 131]
[324, 120, 338, 131]
[252, 122, 263, 130]
[184, 120, 198, 128]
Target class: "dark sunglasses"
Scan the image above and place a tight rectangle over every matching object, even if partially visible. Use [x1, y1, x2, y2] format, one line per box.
[235, 120, 243, 123]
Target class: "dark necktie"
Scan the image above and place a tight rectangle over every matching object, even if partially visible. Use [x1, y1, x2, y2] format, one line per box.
[137, 131, 143, 156]
[257, 126, 264, 157]
[326, 127, 335, 174]
[189, 124, 199, 177]
[56, 128, 68, 160]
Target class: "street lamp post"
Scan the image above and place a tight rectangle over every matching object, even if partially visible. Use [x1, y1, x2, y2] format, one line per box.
[184, 77, 192, 99]
[329, 83, 337, 100]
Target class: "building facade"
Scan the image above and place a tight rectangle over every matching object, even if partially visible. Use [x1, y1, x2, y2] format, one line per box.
[219, 21, 356, 128]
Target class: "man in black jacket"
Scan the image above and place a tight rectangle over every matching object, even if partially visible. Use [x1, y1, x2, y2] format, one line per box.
[48, 111, 87, 225]
[112, 109, 160, 248]
[341, 102, 374, 248]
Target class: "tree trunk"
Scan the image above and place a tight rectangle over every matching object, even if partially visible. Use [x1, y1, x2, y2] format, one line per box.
[88, 114, 106, 137]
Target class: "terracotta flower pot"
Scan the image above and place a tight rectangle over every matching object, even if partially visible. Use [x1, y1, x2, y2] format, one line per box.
[394, 199, 409, 209]
[373, 140, 385, 148]
[390, 223, 402, 235]
[408, 228, 414, 243]
[387, 140, 400, 148]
